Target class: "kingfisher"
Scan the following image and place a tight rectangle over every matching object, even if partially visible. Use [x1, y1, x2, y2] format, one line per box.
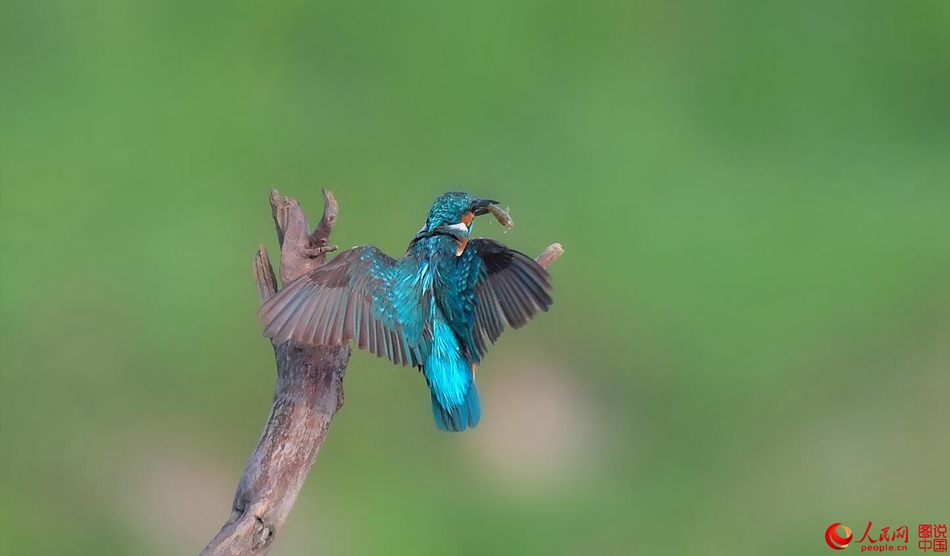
[257, 192, 553, 432]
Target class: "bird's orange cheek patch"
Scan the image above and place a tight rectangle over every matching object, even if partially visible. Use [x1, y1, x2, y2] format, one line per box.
[455, 236, 469, 256]
[461, 211, 475, 227]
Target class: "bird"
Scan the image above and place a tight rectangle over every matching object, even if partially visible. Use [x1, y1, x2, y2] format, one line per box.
[257, 192, 553, 432]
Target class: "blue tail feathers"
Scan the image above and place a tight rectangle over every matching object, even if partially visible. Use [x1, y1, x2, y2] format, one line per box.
[431, 383, 481, 432]
[424, 318, 482, 432]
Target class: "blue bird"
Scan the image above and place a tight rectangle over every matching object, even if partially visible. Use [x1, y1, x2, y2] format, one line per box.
[258, 192, 553, 432]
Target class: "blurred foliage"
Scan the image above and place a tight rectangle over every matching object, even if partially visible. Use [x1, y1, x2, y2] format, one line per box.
[1, 1, 949, 555]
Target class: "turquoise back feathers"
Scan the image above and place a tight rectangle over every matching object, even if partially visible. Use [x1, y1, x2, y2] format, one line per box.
[258, 192, 553, 432]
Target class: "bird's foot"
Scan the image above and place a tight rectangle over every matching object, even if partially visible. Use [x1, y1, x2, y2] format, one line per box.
[303, 244, 338, 258]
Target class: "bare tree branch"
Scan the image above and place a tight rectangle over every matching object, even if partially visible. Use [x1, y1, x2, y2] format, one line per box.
[535, 242, 564, 270]
[201, 191, 562, 555]
[252, 245, 278, 305]
[201, 190, 349, 556]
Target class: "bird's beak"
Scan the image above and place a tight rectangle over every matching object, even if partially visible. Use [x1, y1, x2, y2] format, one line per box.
[472, 198, 499, 216]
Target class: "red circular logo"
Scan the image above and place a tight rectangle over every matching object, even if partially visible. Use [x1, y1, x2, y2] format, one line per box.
[826, 523, 853, 550]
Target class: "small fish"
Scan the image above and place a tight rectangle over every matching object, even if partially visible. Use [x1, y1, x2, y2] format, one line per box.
[487, 204, 513, 230]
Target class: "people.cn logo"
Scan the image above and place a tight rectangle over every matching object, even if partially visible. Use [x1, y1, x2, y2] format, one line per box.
[826, 523, 853, 550]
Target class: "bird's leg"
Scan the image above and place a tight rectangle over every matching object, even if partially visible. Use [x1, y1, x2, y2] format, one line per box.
[302, 188, 340, 260]
[303, 244, 338, 258]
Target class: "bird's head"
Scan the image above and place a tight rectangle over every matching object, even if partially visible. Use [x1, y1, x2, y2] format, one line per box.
[422, 192, 498, 238]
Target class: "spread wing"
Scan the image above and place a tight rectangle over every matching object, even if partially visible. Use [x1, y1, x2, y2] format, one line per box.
[257, 246, 422, 367]
[467, 239, 553, 357]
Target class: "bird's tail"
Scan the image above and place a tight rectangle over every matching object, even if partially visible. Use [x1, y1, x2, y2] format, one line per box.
[430, 382, 481, 432]
[425, 318, 482, 432]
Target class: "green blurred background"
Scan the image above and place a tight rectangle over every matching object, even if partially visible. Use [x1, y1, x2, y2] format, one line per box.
[1, 1, 948, 554]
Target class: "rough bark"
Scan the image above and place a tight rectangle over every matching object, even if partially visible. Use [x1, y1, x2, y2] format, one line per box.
[201, 190, 562, 555]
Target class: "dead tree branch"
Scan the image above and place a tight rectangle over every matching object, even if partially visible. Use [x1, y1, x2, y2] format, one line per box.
[201, 190, 563, 555]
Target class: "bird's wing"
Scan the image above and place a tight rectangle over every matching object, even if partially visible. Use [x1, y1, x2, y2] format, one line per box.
[467, 239, 553, 357]
[258, 245, 421, 367]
